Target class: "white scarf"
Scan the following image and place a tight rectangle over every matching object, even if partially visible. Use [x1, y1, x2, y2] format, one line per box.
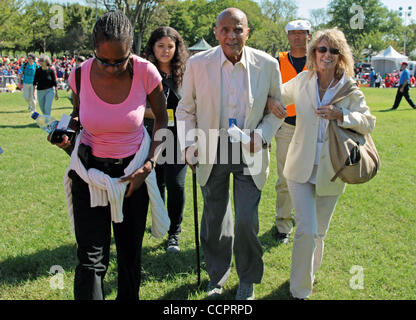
[64, 129, 170, 238]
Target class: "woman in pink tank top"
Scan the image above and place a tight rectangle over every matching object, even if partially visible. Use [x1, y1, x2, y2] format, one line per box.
[53, 11, 167, 300]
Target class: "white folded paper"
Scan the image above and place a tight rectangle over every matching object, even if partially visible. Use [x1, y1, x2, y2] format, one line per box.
[57, 114, 72, 130]
[227, 124, 251, 144]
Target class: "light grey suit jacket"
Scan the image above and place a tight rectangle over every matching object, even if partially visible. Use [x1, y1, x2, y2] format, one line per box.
[176, 45, 283, 190]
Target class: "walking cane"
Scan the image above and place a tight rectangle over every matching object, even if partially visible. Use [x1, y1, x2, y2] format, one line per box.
[192, 171, 201, 286]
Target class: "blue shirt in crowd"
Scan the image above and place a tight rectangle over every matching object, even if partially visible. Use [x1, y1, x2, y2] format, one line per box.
[20, 62, 38, 84]
[399, 69, 410, 85]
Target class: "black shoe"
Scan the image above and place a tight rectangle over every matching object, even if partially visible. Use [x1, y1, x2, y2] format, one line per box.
[290, 293, 307, 300]
[166, 234, 180, 253]
[276, 231, 290, 244]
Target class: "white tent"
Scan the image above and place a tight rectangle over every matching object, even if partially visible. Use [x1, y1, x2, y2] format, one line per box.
[371, 46, 408, 75]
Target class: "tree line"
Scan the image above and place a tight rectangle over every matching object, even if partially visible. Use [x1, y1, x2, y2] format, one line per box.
[1, 0, 415, 61]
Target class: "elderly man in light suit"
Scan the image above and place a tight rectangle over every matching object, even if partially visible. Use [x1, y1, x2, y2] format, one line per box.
[176, 8, 284, 300]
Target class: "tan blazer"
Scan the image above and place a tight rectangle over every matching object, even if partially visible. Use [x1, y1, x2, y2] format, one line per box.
[282, 71, 376, 196]
[176, 46, 283, 190]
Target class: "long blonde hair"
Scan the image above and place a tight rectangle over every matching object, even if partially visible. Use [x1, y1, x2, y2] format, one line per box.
[307, 28, 354, 79]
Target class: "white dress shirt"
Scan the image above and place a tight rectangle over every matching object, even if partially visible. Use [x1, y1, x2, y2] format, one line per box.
[219, 47, 249, 130]
[309, 72, 345, 183]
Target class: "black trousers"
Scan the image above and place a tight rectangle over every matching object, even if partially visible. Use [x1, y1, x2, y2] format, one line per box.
[154, 162, 187, 236]
[392, 84, 415, 109]
[153, 132, 187, 236]
[69, 161, 149, 300]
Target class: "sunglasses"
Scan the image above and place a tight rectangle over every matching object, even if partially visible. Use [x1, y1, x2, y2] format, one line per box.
[315, 46, 340, 55]
[94, 52, 130, 67]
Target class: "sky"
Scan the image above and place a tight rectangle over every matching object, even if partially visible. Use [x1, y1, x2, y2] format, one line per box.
[293, 0, 414, 20]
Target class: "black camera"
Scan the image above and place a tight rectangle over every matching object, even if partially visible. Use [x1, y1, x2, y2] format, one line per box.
[50, 129, 76, 144]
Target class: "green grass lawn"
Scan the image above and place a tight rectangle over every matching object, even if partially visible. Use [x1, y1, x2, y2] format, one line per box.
[0, 87, 415, 300]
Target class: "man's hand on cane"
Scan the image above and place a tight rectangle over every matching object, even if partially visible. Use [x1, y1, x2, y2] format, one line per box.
[185, 145, 199, 173]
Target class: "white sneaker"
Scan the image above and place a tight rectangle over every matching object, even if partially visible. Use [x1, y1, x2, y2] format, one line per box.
[207, 283, 223, 298]
[236, 282, 255, 300]
[166, 234, 180, 253]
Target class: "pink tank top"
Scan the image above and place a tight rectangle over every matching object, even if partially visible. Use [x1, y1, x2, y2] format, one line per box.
[68, 55, 161, 158]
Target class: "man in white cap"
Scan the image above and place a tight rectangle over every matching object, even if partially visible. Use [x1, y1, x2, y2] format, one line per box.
[272, 19, 311, 244]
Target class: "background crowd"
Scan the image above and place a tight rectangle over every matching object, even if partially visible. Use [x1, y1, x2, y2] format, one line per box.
[0, 55, 89, 92]
[353, 64, 416, 88]
[3, 55, 414, 97]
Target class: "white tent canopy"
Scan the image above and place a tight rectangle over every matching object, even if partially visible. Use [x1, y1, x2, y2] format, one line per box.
[371, 46, 408, 75]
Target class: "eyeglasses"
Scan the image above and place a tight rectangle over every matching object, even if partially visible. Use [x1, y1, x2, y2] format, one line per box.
[94, 52, 130, 67]
[315, 46, 340, 55]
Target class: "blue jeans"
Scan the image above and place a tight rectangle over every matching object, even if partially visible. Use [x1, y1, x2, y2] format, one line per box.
[37, 87, 54, 115]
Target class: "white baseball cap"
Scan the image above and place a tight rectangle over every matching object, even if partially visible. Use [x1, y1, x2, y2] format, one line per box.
[285, 20, 312, 33]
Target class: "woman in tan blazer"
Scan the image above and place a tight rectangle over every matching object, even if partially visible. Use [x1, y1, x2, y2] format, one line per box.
[268, 28, 376, 299]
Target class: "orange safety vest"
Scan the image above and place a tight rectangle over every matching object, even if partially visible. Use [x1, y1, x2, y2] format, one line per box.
[279, 52, 307, 117]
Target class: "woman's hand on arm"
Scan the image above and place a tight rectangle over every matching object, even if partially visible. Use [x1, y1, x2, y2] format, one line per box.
[266, 97, 287, 119]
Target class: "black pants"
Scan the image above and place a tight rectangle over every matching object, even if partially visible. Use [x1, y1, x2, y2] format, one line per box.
[69, 159, 148, 300]
[153, 132, 187, 236]
[392, 84, 415, 109]
[154, 162, 187, 236]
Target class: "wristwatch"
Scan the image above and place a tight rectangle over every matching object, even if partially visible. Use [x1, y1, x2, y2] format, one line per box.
[146, 158, 156, 169]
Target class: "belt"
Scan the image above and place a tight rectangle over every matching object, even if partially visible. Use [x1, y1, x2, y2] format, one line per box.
[90, 154, 135, 165]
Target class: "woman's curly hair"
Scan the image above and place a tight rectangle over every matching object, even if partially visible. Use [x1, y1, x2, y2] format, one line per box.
[307, 28, 355, 79]
[144, 27, 188, 88]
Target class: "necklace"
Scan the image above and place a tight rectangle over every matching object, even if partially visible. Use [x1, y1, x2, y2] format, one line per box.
[318, 77, 334, 91]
